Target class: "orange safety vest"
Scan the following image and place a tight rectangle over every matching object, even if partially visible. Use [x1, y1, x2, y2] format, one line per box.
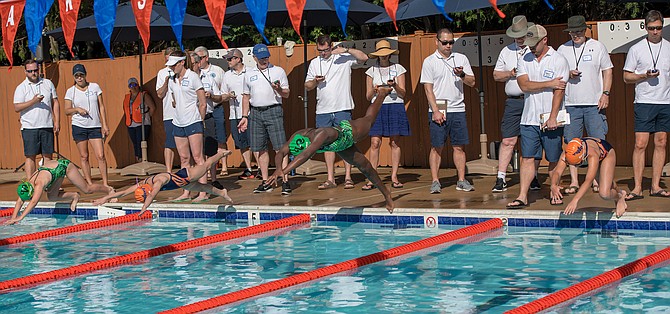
[123, 91, 147, 126]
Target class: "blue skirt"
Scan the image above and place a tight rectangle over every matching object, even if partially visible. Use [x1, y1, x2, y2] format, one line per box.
[369, 102, 411, 137]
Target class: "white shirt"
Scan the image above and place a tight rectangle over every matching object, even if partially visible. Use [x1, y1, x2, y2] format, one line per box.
[66, 83, 104, 128]
[221, 66, 246, 120]
[197, 70, 222, 114]
[156, 67, 176, 121]
[558, 38, 613, 106]
[305, 54, 357, 114]
[13, 78, 57, 129]
[420, 51, 474, 113]
[365, 63, 407, 103]
[623, 38, 670, 104]
[517, 47, 570, 126]
[243, 64, 289, 107]
[168, 69, 204, 127]
[200, 63, 225, 89]
[494, 43, 529, 96]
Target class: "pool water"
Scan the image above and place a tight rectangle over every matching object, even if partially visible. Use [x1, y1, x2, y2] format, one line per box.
[0, 215, 669, 313]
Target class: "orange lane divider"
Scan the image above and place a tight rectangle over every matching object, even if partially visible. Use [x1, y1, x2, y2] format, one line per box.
[160, 218, 504, 314]
[507, 246, 670, 314]
[0, 211, 153, 246]
[0, 214, 310, 292]
[0, 208, 15, 217]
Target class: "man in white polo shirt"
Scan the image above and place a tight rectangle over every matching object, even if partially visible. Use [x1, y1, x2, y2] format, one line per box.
[156, 47, 178, 172]
[623, 10, 670, 200]
[507, 24, 569, 209]
[238, 44, 291, 195]
[13, 59, 60, 179]
[305, 35, 368, 191]
[420, 28, 476, 194]
[557, 15, 613, 195]
[492, 16, 543, 193]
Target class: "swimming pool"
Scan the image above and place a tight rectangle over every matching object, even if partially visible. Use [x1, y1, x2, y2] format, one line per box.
[1, 209, 669, 313]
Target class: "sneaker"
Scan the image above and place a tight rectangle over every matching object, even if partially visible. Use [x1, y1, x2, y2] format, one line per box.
[281, 182, 292, 195]
[238, 168, 255, 180]
[530, 177, 541, 191]
[456, 180, 475, 192]
[492, 177, 507, 193]
[253, 183, 273, 193]
[430, 181, 441, 194]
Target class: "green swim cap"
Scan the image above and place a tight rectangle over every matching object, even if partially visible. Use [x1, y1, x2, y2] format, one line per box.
[17, 181, 34, 201]
[289, 135, 311, 156]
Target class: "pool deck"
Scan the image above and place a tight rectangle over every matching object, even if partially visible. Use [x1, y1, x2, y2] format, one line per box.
[0, 165, 668, 219]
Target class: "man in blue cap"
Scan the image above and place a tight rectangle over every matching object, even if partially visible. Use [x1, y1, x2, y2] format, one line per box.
[237, 44, 292, 195]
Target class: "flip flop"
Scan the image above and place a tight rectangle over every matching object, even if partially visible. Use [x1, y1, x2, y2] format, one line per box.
[650, 189, 670, 198]
[506, 199, 527, 209]
[318, 180, 337, 190]
[563, 186, 579, 194]
[361, 181, 375, 191]
[392, 181, 404, 188]
[171, 198, 192, 203]
[625, 193, 644, 201]
[343, 179, 355, 189]
[192, 198, 210, 204]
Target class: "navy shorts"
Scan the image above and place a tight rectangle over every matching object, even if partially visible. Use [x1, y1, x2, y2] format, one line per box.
[173, 121, 204, 137]
[563, 105, 607, 143]
[203, 115, 218, 157]
[316, 110, 352, 128]
[634, 103, 670, 133]
[21, 128, 54, 157]
[429, 112, 469, 147]
[230, 118, 250, 150]
[249, 105, 286, 152]
[163, 119, 176, 149]
[519, 125, 563, 162]
[212, 105, 228, 144]
[500, 98, 524, 139]
[72, 125, 103, 142]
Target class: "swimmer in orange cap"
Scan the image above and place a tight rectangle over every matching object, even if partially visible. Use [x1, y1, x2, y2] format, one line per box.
[550, 137, 628, 217]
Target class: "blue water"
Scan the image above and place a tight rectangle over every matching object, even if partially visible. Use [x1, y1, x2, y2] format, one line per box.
[0, 215, 669, 313]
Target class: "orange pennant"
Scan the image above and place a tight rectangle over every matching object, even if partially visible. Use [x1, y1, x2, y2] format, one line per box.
[203, 0, 228, 49]
[58, 0, 81, 57]
[489, 0, 505, 19]
[383, 0, 399, 31]
[131, 0, 154, 53]
[285, 0, 305, 43]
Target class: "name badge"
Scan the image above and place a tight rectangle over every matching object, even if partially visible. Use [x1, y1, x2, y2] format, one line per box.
[583, 54, 593, 62]
[203, 83, 211, 89]
[210, 73, 216, 78]
[181, 79, 190, 87]
[543, 69, 555, 79]
[250, 75, 258, 82]
[390, 70, 397, 77]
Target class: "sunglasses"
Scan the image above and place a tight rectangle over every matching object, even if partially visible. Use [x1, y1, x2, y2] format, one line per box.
[129, 83, 139, 88]
[25, 69, 39, 73]
[647, 26, 663, 31]
[438, 39, 456, 46]
[317, 47, 332, 52]
[226, 56, 239, 61]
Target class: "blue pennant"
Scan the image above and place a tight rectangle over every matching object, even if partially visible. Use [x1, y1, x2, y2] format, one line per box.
[432, 0, 453, 22]
[333, 0, 351, 37]
[25, 0, 54, 56]
[244, 0, 269, 44]
[94, 0, 119, 59]
[165, 0, 188, 51]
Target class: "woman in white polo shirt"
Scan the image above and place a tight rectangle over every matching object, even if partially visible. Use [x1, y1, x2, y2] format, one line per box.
[165, 50, 208, 202]
[64, 64, 111, 188]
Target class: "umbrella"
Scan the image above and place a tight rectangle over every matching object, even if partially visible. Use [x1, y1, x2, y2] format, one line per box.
[46, 2, 227, 175]
[224, 0, 384, 128]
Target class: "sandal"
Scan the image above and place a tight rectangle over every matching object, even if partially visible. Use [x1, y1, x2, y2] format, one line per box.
[318, 180, 337, 190]
[625, 193, 644, 201]
[650, 189, 670, 198]
[563, 186, 579, 194]
[506, 199, 527, 209]
[361, 181, 375, 191]
[344, 179, 355, 189]
[392, 181, 404, 188]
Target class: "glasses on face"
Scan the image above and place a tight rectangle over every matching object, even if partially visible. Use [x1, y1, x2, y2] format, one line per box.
[317, 47, 332, 52]
[25, 69, 39, 73]
[438, 39, 456, 46]
[226, 56, 239, 61]
[129, 83, 138, 88]
[647, 26, 663, 31]
[568, 30, 585, 35]
[74, 73, 85, 79]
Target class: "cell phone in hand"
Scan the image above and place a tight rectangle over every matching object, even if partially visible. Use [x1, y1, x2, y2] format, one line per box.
[378, 84, 391, 88]
[650, 69, 659, 73]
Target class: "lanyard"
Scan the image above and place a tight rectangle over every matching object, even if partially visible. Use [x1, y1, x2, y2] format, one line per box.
[572, 38, 589, 71]
[319, 55, 334, 77]
[376, 64, 397, 83]
[647, 38, 662, 70]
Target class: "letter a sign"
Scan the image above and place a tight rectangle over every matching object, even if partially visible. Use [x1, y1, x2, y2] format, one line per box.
[0, 0, 25, 68]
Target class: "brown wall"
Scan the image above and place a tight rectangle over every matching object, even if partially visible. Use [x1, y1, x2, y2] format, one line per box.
[0, 24, 658, 169]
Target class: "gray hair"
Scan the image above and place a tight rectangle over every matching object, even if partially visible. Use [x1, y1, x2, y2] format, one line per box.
[194, 46, 209, 55]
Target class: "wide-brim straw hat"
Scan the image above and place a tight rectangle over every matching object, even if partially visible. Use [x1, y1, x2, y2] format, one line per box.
[506, 15, 529, 38]
[369, 39, 398, 58]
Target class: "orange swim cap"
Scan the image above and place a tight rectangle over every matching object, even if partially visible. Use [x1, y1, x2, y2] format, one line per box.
[134, 183, 153, 202]
[565, 138, 586, 165]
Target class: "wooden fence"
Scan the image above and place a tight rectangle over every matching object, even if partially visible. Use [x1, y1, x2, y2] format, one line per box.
[0, 23, 656, 170]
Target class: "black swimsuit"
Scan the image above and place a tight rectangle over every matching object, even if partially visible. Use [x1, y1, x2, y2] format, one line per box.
[144, 168, 190, 191]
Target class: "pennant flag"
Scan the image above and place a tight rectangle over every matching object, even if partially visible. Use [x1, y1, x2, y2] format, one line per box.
[0, 0, 25, 67]
[544, 0, 554, 10]
[333, 0, 350, 37]
[383, 0, 398, 31]
[285, 0, 305, 43]
[58, 0, 81, 57]
[25, 0, 54, 55]
[203, 0, 228, 49]
[94, 0, 118, 59]
[244, 0, 268, 44]
[488, 0, 505, 18]
[130, 0, 154, 53]
[431, 0, 453, 22]
[165, 0, 187, 50]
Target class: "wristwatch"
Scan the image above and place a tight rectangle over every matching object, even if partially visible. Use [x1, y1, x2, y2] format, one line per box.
[344, 47, 349, 53]
[602, 91, 610, 96]
[242, 115, 249, 119]
[459, 72, 466, 78]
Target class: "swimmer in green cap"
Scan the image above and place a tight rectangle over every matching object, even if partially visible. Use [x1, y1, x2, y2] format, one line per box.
[266, 87, 395, 213]
[6, 159, 113, 224]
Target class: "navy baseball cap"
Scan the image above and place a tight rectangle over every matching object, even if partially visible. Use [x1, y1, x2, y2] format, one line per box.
[72, 64, 86, 75]
[252, 44, 270, 59]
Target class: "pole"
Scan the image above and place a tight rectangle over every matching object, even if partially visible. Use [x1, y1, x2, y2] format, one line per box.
[139, 40, 148, 162]
[476, 10, 485, 134]
[303, 19, 309, 128]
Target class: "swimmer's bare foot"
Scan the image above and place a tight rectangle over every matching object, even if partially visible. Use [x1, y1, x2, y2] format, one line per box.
[615, 190, 628, 218]
[220, 188, 233, 204]
[109, 198, 119, 203]
[386, 201, 395, 214]
[70, 193, 80, 212]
